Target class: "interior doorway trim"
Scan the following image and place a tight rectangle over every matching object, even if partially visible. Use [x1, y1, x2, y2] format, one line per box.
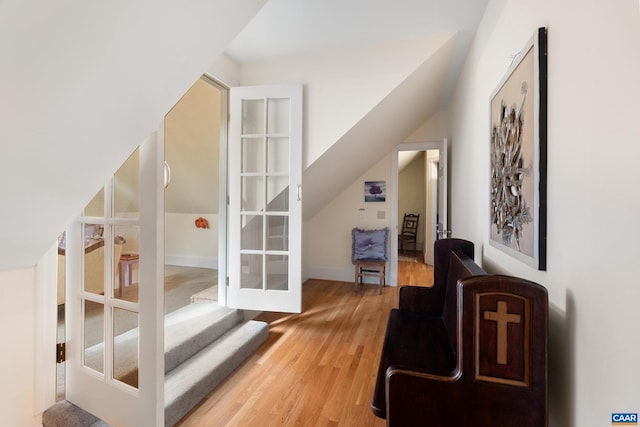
[201, 73, 230, 306]
[390, 140, 445, 285]
[35, 243, 59, 415]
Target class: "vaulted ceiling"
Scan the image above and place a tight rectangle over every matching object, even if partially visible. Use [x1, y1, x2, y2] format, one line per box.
[0, 0, 488, 270]
[221, 0, 489, 220]
[225, 0, 489, 107]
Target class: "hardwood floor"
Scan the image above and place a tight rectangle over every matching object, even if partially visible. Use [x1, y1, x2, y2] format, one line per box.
[177, 262, 433, 427]
[396, 257, 433, 286]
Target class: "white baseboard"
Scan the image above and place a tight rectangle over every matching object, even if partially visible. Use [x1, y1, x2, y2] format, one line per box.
[165, 255, 217, 269]
[307, 267, 352, 282]
[306, 266, 395, 286]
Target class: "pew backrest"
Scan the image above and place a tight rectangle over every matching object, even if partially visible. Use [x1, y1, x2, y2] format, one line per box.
[433, 239, 475, 311]
[442, 249, 487, 355]
[459, 275, 548, 395]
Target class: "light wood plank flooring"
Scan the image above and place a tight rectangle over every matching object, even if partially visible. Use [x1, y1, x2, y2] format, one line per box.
[397, 257, 433, 286]
[177, 262, 433, 427]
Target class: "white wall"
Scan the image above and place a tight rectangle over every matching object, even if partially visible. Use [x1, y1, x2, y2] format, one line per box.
[305, 154, 392, 282]
[406, 110, 451, 143]
[165, 213, 218, 268]
[163, 78, 221, 270]
[446, 1, 640, 426]
[235, 35, 454, 168]
[165, 78, 220, 215]
[0, 0, 267, 271]
[207, 54, 240, 88]
[304, 2, 640, 424]
[0, 268, 37, 426]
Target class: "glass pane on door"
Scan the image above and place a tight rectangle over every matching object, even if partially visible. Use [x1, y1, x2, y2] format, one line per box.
[267, 137, 289, 173]
[266, 176, 289, 211]
[82, 224, 105, 295]
[241, 176, 265, 211]
[83, 300, 104, 375]
[113, 307, 139, 389]
[266, 255, 288, 291]
[114, 148, 140, 219]
[114, 225, 140, 303]
[84, 187, 105, 217]
[267, 98, 290, 134]
[242, 138, 264, 173]
[266, 216, 288, 251]
[242, 99, 265, 134]
[241, 215, 263, 250]
[240, 254, 262, 289]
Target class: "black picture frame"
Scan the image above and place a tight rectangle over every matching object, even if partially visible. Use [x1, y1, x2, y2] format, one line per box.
[364, 181, 386, 203]
[489, 27, 547, 270]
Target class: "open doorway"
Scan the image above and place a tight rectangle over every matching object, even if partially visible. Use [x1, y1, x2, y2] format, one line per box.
[163, 75, 226, 306]
[397, 150, 427, 262]
[396, 150, 437, 285]
[389, 140, 448, 286]
[397, 149, 442, 263]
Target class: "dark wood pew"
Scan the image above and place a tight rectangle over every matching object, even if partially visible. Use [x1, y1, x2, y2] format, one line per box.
[372, 238, 548, 426]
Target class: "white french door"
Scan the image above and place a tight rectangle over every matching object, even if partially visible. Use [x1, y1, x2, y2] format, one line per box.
[65, 132, 164, 426]
[228, 84, 302, 313]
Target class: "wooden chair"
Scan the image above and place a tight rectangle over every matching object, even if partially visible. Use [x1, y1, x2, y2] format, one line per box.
[354, 259, 385, 294]
[398, 213, 419, 255]
[352, 228, 388, 294]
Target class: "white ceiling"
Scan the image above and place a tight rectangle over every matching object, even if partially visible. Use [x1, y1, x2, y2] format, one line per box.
[225, 0, 489, 105]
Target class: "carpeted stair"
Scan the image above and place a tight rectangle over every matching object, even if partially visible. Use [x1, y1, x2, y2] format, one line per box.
[42, 400, 109, 427]
[164, 303, 268, 426]
[43, 302, 268, 427]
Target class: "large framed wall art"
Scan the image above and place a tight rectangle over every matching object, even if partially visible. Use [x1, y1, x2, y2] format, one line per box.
[489, 27, 547, 270]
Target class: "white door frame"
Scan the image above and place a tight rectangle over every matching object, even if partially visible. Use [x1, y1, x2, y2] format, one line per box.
[424, 151, 440, 265]
[390, 139, 448, 285]
[35, 244, 60, 415]
[200, 73, 230, 306]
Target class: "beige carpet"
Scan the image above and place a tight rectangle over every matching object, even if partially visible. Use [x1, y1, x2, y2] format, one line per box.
[56, 265, 218, 399]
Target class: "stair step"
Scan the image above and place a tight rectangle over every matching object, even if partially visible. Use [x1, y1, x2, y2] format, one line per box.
[45, 304, 267, 427]
[164, 302, 243, 373]
[83, 302, 243, 381]
[42, 400, 109, 427]
[164, 320, 269, 427]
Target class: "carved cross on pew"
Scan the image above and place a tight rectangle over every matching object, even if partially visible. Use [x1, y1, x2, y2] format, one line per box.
[483, 301, 521, 365]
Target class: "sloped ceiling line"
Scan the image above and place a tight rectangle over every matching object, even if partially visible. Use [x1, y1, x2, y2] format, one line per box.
[302, 34, 457, 220]
[0, 0, 268, 271]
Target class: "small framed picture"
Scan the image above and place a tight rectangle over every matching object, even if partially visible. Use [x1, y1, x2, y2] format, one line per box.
[364, 181, 386, 202]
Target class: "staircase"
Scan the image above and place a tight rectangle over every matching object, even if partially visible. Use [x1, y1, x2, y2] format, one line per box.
[43, 301, 269, 427]
[164, 303, 268, 426]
